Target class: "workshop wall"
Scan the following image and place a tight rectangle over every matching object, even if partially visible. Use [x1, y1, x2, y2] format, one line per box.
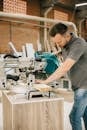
[0, 0, 76, 54]
[0, 21, 40, 53]
[58, 0, 74, 6]
[0, 0, 40, 53]
[0, 0, 27, 14]
[54, 7, 73, 21]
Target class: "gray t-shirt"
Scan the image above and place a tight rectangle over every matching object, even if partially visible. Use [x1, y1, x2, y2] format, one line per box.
[62, 34, 87, 90]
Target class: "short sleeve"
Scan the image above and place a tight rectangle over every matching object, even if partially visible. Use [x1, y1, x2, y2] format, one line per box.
[67, 40, 87, 62]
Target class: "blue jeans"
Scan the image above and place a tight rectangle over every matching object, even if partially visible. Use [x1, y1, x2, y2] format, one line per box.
[69, 88, 87, 130]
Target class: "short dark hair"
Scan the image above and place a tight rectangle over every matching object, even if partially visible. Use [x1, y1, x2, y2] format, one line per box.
[49, 23, 68, 37]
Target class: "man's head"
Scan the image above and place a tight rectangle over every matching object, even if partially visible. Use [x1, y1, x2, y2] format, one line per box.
[49, 23, 71, 47]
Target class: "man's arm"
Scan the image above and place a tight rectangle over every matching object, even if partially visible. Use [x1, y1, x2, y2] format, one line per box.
[36, 58, 76, 84]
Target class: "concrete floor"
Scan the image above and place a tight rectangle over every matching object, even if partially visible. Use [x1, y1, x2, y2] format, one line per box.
[0, 102, 85, 130]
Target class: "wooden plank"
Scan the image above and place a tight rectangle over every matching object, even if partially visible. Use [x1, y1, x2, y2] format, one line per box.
[33, 84, 53, 92]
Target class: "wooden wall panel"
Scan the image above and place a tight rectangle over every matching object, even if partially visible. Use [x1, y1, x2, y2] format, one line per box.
[0, 22, 10, 53]
[0, 0, 40, 53]
[0, 21, 40, 53]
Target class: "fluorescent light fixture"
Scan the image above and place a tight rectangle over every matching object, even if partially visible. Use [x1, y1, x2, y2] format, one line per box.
[75, 3, 87, 7]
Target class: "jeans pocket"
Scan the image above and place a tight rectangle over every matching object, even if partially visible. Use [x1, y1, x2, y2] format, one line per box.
[74, 89, 87, 100]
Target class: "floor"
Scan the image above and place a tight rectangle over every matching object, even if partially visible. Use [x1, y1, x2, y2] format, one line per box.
[0, 102, 85, 130]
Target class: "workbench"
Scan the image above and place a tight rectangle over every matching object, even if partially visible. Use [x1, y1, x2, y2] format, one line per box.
[2, 91, 64, 130]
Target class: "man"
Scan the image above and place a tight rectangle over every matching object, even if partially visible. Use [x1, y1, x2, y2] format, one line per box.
[36, 23, 87, 130]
